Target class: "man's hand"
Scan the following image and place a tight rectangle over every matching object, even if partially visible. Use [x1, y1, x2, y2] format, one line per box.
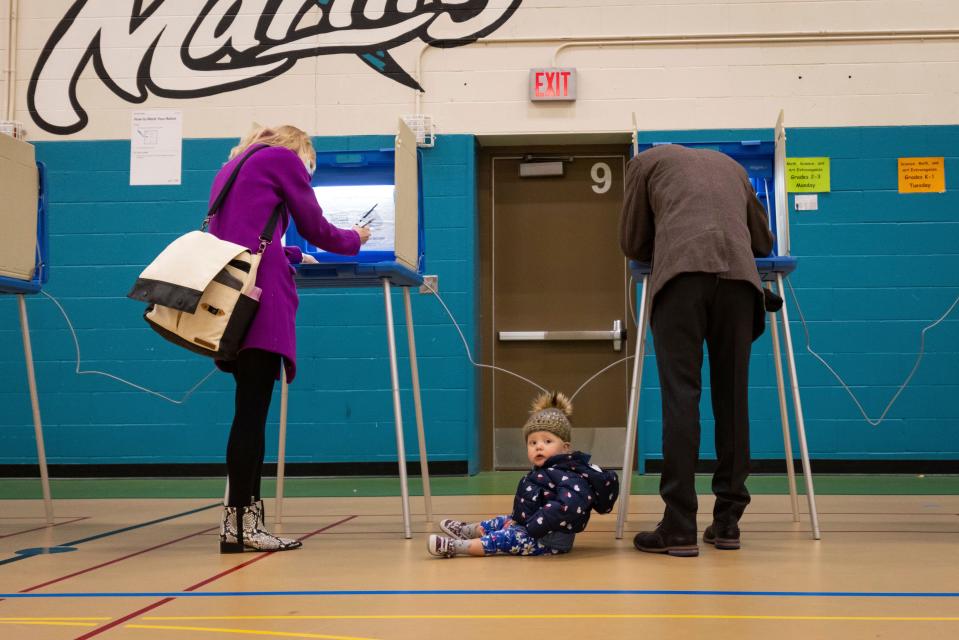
[353, 225, 372, 245]
[300, 253, 319, 265]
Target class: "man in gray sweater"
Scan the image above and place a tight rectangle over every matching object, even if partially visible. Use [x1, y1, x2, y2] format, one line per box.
[620, 144, 774, 557]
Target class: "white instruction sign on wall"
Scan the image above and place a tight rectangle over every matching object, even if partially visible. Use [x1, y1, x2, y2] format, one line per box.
[794, 194, 819, 211]
[130, 110, 182, 185]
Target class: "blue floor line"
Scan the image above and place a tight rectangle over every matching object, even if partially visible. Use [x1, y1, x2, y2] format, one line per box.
[2, 589, 957, 599]
[61, 503, 220, 546]
[0, 503, 220, 567]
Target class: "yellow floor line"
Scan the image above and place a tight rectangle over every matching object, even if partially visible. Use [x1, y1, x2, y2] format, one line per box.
[0, 620, 98, 627]
[142, 613, 959, 622]
[128, 624, 378, 640]
[0, 617, 110, 621]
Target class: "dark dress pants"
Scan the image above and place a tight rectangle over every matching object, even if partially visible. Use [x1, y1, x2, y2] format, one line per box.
[226, 348, 281, 507]
[650, 272, 757, 534]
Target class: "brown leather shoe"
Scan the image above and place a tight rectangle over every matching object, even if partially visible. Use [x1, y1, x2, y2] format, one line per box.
[703, 522, 741, 550]
[633, 527, 699, 557]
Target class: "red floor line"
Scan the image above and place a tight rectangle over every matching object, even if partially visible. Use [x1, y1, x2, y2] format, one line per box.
[19, 527, 218, 593]
[72, 515, 358, 640]
[0, 517, 90, 539]
[73, 598, 175, 640]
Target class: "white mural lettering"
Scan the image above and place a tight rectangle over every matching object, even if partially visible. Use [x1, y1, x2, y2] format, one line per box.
[28, 0, 522, 135]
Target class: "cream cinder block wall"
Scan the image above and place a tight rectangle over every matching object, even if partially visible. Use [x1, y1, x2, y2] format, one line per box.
[1, 2, 9, 120]
[8, 0, 959, 141]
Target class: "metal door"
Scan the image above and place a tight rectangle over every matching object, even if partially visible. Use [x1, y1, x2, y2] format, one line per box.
[483, 149, 631, 468]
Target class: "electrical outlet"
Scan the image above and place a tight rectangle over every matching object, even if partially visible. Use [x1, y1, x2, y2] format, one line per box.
[419, 274, 438, 294]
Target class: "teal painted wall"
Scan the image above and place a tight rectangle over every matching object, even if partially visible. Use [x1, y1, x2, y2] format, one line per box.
[635, 126, 959, 465]
[0, 135, 479, 471]
[1, 126, 957, 471]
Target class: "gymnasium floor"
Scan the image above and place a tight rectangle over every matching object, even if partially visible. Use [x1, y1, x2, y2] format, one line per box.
[1, 474, 957, 640]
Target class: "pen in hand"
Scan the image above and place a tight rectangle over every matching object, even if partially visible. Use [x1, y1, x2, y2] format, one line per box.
[357, 203, 377, 227]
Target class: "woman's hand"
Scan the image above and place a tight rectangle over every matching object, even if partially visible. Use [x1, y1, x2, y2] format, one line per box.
[353, 225, 372, 245]
[300, 253, 319, 265]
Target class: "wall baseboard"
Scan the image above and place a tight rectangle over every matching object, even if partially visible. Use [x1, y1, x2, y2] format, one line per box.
[0, 461, 469, 478]
[642, 459, 959, 474]
[2, 459, 958, 478]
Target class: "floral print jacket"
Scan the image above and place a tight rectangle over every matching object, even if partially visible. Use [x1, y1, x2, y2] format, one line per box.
[510, 451, 619, 539]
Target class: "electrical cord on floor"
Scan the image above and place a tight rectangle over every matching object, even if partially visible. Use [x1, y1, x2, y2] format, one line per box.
[39, 291, 217, 404]
[784, 280, 959, 427]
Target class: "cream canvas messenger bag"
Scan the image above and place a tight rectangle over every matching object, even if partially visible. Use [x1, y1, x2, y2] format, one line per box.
[127, 145, 281, 360]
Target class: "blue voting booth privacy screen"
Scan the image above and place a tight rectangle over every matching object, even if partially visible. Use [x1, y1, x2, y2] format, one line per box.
[636, 140, 796, 280]
[0, 162, 48, 295]
[640, 140, 781, 256]
[284, 148, 425, 288]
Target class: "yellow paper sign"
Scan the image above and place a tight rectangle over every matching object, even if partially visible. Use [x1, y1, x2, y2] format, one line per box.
[786, 158, 831, 193]
[898, 157, 945, 193]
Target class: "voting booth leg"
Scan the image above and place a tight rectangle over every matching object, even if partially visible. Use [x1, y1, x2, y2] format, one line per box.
[403, 287, 433, 522]
[615, 276, 650, 539]
[776, 274, 822, 540]
[18, 294, 54, 524]
[383, 279, 413, 539]
[275, 367, 289, 525]
[767, 284, 801, 522]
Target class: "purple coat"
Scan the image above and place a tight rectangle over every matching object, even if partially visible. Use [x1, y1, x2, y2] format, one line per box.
[208, 145, 360, 382]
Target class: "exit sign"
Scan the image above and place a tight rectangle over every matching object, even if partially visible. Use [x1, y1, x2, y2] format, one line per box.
[529, 68, 576, 101]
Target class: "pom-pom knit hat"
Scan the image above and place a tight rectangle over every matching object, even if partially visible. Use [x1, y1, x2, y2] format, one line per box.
[522, 391, 573, 443]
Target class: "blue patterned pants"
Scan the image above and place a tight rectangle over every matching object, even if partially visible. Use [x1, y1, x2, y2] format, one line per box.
[478, 516, 555, 556]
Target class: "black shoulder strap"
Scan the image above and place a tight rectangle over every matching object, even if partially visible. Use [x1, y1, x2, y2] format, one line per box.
[255, 204, 284, 255]
[201, 144, 270, 230]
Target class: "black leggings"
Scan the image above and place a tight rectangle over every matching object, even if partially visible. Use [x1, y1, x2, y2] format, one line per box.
[226, 348, 280, 507]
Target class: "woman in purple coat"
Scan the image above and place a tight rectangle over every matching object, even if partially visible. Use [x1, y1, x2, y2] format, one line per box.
[209, 125, 370, 553]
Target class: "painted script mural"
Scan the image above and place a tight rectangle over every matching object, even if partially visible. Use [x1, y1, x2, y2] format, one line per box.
[28, 0, 522, 135]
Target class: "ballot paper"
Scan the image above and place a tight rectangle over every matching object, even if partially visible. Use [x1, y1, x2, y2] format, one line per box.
[311, 184, 395, 253]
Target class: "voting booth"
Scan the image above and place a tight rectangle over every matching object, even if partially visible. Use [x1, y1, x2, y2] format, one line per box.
[274, 120, 430, 537]
[0, 133, 53, 523]
[286, 146, 424, 284]
[616, 112, 821, 540]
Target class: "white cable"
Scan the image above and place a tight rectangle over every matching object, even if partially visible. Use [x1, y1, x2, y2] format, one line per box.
[568, 275, 641, 402]
[570, 355, 634, 402]
[422, 279, 644, 402]
[39, 291, 217, 404]
[419, 279, 547, 394]
[784, 280, 959, 427]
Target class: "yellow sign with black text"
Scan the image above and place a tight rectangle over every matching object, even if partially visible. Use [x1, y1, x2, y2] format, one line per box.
[898, 157, 945, 193]
[786, 158, 831, 193]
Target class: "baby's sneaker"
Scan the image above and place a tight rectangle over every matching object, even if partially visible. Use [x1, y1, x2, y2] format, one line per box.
[427, 534, 457, 558]
[438, 519, 471, 539]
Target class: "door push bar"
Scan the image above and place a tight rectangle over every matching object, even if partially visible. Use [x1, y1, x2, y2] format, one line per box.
[498, 320, 625, 351]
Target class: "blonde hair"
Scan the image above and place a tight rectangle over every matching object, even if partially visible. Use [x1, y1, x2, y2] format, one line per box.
[229, 123, 316, 170]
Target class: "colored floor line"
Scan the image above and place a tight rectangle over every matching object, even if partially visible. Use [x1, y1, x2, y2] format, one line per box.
[0, 620, 97, 628]
[0, 503, 219, 567]
[125, 616, 959, 640]
[140, 614, 959, 622]
[0, 617, 110, 621]
[2, 588, 957, 600]
[0, 516, 89, 539]
[131, 624, 376, 639]
[74, 515, 358, 640]
[17, 527, 217, 593]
